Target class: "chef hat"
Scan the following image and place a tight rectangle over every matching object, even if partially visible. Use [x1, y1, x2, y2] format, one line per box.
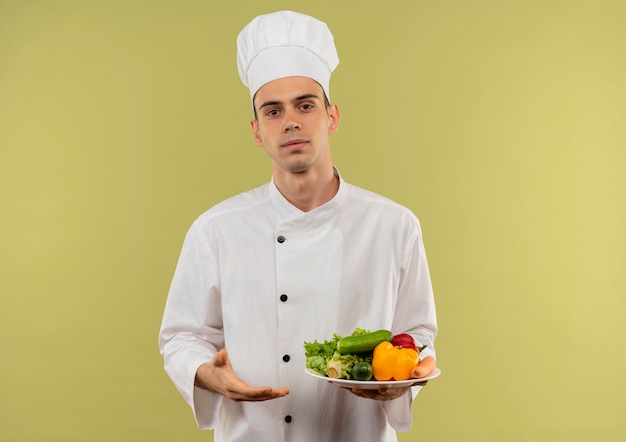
[236, 10, 339, 101]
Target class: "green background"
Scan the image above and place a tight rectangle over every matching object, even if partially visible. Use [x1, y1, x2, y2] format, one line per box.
[1, 0, 624, 440]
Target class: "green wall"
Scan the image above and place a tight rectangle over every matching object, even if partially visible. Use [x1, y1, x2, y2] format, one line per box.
[1, 1, 624, 440]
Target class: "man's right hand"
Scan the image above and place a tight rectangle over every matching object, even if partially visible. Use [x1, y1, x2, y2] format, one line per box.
[194, 349, 290, 402]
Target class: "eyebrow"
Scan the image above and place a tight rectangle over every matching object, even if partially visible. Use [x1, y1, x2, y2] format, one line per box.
[258, 93, 321, 110]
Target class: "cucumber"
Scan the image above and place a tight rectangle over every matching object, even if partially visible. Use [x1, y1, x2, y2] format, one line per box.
[337, 329, 393, 354]
[352, 361, 373, 381]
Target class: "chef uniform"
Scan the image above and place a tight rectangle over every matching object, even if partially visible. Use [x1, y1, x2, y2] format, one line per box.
[159, 11, 437, 442]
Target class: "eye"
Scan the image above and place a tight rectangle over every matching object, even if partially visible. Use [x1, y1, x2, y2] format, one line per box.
[265, 109, 280, 117]
[300, 103, 314, 111]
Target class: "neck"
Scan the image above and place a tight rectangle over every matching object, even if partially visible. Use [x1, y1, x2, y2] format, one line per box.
[273, 166, 339, 212]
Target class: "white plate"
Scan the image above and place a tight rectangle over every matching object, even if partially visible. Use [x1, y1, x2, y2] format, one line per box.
[305, 367, 441, 390]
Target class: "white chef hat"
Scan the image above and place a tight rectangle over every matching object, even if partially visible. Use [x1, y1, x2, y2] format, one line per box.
[236, 10, 339, 102]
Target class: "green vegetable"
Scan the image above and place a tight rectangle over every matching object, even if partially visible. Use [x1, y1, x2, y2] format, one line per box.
[336, 329, 393, 355]
[352, 361, 373, 381]
[304, 328, 379, 379]
[304, 334, 341, 376]
[326, 351, 373, 379]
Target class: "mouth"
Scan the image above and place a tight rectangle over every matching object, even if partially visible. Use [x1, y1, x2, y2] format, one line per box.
[281, 138, 309, 149]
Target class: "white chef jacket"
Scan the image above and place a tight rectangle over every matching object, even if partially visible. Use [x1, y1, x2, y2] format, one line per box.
[159, 170, 437, 442]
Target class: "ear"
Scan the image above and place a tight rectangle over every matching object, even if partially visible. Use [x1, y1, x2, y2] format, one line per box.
[250, 119, 264, 146]
[327, 103, 340, 134]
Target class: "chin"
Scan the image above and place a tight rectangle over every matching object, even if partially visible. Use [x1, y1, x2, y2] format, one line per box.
[282, 159, 313, 174]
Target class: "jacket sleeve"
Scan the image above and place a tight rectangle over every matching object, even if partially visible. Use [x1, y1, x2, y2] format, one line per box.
[385, 214, 438, 432]
[158, 217, 225, 429]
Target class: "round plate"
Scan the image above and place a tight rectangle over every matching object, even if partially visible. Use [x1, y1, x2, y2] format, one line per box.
[304, 367, 441, 390]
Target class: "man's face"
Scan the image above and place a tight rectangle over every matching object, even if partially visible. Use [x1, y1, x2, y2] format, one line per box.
[250, 76, 339, 175]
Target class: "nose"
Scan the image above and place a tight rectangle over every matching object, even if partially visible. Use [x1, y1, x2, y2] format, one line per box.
[283, 109, 301, 132]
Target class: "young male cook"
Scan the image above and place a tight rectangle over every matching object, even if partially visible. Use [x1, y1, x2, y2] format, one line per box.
[159, 10, 438, 441]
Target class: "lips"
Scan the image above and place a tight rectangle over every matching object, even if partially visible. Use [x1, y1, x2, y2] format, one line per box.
[281, 138, 309, 148]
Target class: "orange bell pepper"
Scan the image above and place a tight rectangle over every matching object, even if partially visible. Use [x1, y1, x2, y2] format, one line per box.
[372, 341, 419, 381]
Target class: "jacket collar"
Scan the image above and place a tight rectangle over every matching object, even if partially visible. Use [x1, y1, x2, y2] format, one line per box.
[269, 167, 346, 226]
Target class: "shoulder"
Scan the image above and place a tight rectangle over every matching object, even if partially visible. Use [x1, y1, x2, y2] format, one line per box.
[343, 182, 421, 226]
[190, 183, 272, 230]
[338, 181, 424, 242]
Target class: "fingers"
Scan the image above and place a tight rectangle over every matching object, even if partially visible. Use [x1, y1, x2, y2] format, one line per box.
[213, 348, 229, 367]
[204, 349, 289, 402]
[348, 386, 409, 401]
[227, 385, 289, 402]
[211, 351, 289, 401]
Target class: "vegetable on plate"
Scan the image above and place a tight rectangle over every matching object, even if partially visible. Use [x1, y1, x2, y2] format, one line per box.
[304, 328, 431, 382]
[304, 329, 374, 380]
[371, 341, 419, 381]
[336, 329, 393, 354]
